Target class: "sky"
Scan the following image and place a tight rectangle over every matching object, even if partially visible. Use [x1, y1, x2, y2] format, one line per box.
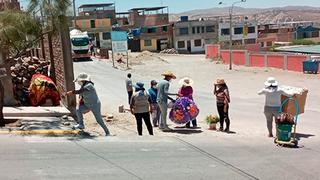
[20, 0, 320, 13]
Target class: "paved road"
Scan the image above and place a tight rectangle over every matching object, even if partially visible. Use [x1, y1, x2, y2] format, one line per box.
[0, 134, 319, 180]
[65, 55, 320, 179]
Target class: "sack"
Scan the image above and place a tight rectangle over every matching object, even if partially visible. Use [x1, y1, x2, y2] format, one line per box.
[276, 113, 295, 125]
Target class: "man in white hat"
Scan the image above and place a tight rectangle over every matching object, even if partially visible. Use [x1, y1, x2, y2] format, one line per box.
[258, 77, 291, 137]
[157, 71, 178, 131]
[66, 73, 110, 136]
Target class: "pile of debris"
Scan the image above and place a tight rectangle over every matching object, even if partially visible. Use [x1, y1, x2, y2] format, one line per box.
[160, 48, 179, 54]
[10, 56, 50, 106]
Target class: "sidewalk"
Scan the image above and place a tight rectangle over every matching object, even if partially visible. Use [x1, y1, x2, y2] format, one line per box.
[1, 106, 80, 136]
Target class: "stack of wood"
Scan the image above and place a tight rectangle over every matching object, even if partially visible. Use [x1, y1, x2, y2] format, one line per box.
[10, 56, 50, 106]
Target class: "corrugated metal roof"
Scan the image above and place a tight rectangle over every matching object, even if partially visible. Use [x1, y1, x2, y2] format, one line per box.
[276, 45, 320, 54]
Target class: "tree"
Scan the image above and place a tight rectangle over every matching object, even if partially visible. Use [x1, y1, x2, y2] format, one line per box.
[0, 10, 42, 57]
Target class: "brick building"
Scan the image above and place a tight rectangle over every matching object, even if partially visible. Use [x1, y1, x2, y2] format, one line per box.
[74, 3, 116, 49]
[173, 16, 219, 53]
[257, 24, 295, 48]
[127, 7, 172, 52]
[0, 0, 20, 11]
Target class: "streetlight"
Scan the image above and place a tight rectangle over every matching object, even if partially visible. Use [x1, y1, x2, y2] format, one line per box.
[219, 0, 246, 70]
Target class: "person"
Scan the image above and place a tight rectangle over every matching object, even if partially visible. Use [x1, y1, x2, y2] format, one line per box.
[125, 73, 133, 105]
[67, 73, 110, 136]
[89, 40, 94, 56]
[213, 79, 231, 132]
[178, 77, 197, 128]
[157, 71, 177, 131]
[130, 82, 154, 136]
[148, 80, 161, 127]
[258, 77, 291, 137]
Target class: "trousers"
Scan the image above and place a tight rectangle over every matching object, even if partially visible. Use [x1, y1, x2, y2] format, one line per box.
[217, 103, 230, 130]
[134, 112, 154, 136]
[157, 101, 168, 129]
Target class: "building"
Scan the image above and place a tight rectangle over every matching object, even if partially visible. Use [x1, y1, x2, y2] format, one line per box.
[127, 7, 172, 52]
[257, 24, 295, 48]
[0, 0, 20, 11]
[173, 17, 219, 53]
[74, 3, 116, 49]
[295, 26, 320, 39]
[219, 21, 258, 46]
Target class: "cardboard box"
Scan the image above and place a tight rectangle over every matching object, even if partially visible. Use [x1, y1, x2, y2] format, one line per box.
[281, 89, 308, 115]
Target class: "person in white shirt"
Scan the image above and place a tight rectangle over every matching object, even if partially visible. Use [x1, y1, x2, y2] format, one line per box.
[258, 77, 291, 137]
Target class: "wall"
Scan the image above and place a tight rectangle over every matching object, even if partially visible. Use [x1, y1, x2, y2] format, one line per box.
[140, 39, 157, 51]
[206, 44, 310, 72]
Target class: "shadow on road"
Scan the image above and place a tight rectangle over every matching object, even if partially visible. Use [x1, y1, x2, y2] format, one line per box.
[66, 131, 98, 141]
[295, 133, 315, 140]
[73, 58, 93, 63]
[166, 129, 203, 134]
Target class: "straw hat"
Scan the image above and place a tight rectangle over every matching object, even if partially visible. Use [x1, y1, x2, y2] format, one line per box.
[74, 73, 91, 82]
[264, 77, 278, 87]
[161, 71, 176, 79]
[179, 77, 194, 86]
[214, 78, 226, 85]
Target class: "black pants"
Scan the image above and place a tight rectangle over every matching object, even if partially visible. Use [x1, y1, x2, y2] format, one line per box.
[217, 104, 230, 130]
[134, 112, 154, 136]
[128, 91, 133, 105]
[186, 119, 197, 128]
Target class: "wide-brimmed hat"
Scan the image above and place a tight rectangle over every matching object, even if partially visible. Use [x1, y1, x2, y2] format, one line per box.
[134, 82, 145, 91]
[161, 71, 176, 79]
[214, 78, 226, 85]
[74, 73, 91, 82]
[179, 77, 194, 86]
[265, 77, 278, 87]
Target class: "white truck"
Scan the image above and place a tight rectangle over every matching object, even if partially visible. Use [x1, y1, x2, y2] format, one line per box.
[70, 29, 91, 61]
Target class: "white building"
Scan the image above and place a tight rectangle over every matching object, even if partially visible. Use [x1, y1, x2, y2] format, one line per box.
[219, 21, 258, 45]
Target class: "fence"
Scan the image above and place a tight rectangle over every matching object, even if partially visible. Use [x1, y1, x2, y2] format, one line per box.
[206, 44, 314, 73]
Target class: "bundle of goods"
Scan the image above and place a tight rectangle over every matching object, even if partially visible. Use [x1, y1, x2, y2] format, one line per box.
[10, 56, 50, 105]
[276, 113, 295, 125]
[169, 97, 199, 125]
[280, 86, 308, 115]
[29, 74, 60, 106]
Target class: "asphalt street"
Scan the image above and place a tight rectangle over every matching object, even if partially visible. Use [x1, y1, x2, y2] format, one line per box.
[1, 55, 316, 180]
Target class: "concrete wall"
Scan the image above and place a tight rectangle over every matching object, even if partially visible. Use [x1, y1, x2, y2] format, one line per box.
[206, 44, 310, 72]
[140, 39, 157, 51]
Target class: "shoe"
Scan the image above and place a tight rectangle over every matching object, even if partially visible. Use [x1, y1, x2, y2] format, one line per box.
[268, 134, 274, 138]
[224, 128, 230, 133]
[160, 127, 171, 132]
[73, 124, 84, 130]
[218, 127, 223, 131]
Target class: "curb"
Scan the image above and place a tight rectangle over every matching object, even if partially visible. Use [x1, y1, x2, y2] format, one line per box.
[0, 129, 81, 136]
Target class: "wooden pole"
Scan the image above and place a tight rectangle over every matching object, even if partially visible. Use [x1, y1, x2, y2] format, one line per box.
[0, 80, 4, 127]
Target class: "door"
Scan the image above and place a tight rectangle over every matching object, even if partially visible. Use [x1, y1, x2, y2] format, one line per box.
[187, 40, 191, 53]
[95, 33, 100, 48]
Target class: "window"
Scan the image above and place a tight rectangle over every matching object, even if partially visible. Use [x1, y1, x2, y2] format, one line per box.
[194, 39, 202, 47]
[266, 41, 273, 46]
[102, 32, 111, 40]
[144, 40, 152, 46]
[201, 26, 205, 33]
[234, 27, 243, 34]
[90, 20, 95, 28]
[245, 39, 256, 44]
[147, 27, 157, 33]
[197, 27, 200, 33]
[179, 28, 189, 35]
[206, 26, 215, 32]
[88, 33, 95, 40]
[192, 27, 196, 34]
[162, 26, 168, 32]
[177, 41, 185, 48]
[248, 26, 255, 33]
[221, 28, 230, 35]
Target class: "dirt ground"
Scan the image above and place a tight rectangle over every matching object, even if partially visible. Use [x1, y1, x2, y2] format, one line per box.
[76, 52, 319, 144]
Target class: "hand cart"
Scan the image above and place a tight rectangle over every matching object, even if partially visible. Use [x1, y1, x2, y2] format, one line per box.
[274, 97, 299, 147]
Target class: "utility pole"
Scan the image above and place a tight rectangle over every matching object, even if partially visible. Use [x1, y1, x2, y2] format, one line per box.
[219, 0, 246, 70]
[73, 0, 77, 28]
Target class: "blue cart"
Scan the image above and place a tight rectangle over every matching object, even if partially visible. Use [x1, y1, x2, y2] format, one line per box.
[303, 60, 319, 74]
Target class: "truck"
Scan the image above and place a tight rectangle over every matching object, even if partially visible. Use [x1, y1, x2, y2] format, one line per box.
[70, 29, 91, 61]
